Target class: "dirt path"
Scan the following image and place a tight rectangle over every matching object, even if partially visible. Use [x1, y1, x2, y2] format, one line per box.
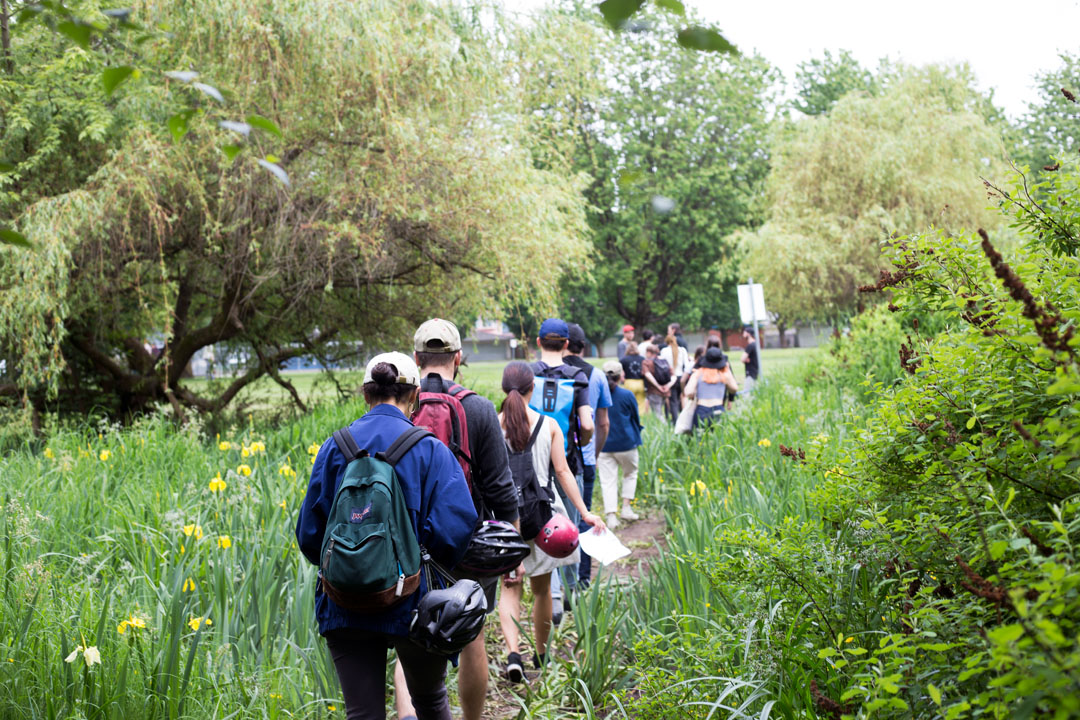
[477, 512, 668, 719]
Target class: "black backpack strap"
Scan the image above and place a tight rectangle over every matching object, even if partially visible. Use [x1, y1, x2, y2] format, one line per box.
[524, 417, 546, 452]
[378, 426, 434, 466]
[331, 426, 363, 463]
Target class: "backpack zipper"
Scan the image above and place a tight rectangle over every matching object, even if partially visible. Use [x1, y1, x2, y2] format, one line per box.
[323, 537, 335, 571]
[395, 561, 405, 597]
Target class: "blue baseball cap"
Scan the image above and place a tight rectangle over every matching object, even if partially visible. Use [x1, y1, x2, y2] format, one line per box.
[538, 318, 569, 339]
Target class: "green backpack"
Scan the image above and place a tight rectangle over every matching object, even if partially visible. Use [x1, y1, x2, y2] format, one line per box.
[320, 425, 432, 613]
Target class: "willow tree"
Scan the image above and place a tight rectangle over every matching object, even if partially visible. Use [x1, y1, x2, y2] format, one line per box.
[741, 64, 1007, 326]
[0, 0, 588, 420]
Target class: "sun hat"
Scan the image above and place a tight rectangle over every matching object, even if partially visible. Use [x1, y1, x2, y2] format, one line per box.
[699, 347, 728, 370]
[538, 318, 569, 340]
[621, 324, 634, 333]
[363, 351, 421, 386]
[414, 318, 461, 353]
[602, 360, 623, 376]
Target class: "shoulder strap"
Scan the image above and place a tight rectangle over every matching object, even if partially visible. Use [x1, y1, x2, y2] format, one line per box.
[332, 426, 363, 463]
[447, 383, 476, 400]
[525, 417, 546, 451]
[378, 426, 434, 466]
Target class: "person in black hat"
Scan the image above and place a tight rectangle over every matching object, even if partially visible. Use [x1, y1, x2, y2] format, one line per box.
[741, 325, 760, 391]
[684, 347, 739, 429]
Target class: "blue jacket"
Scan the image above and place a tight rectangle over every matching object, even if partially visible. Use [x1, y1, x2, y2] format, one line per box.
[296, 404, 477, 636]
[602, 385, 643, 453]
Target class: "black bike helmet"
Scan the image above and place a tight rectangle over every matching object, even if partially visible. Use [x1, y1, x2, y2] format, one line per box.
[409, 579, 487, 655]
[457, 520, 531, 577]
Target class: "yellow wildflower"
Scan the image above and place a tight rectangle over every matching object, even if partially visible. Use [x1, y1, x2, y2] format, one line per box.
[278, 464, 296, 479]
[117, 615, 146, 634]
[757, 438, 771, 448]
[182, 578, 196, 592]
[694, 480, 707, 496]
[66, 646, 101, 667]
[182, 524, 203, 539]
[310, 455, 317, 465]
[44, 447, 55, 459]
[241, 446, 251, 458]
[328, 706, 337, 713]
[307, 442, 321, 455]
[217, 535, 232, 549]
[250, 441, 266, 454]
[236, 464, 252, 477]
[218, 441, 232, 452]
[845, 636, 854, 643]
[187, 616, 212, 631]
[208, 474, 227, 493]
[180, 544, 185, 554]
[278, 500, 287, 510]
[270, 693, 283, 700]
[99, 450, 112, 462]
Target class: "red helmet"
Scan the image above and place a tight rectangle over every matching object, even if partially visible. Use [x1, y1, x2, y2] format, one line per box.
[536, 513, 579, 559]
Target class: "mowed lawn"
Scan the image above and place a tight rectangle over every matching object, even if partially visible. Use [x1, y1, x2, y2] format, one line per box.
[182, 347, 815, 410]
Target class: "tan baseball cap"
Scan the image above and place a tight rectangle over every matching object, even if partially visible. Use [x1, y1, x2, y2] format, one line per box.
[602, 360, 623, 375]
[414, 318, 462, 353]
[363, 352, 421, 387]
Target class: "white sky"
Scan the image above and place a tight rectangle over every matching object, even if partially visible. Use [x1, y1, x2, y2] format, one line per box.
[503, 0, 1080, 119]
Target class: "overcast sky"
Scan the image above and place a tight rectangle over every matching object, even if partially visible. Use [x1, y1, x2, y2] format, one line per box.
[504, 0, 1080, 119]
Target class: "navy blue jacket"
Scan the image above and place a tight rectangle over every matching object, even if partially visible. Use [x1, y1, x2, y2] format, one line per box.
[602, 385, 643, 453]
[296, 404, 477, 636]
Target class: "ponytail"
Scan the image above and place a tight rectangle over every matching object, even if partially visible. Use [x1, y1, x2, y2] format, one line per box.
[500, 361, 535, 453]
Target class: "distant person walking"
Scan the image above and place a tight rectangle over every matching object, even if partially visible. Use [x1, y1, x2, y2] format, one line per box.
[393, 319, 520, 720]
[641, 344, 671, 419]
[660, 333, 689, 421]
[741, 325, 760, 391]
[296, 353, 476, 720]
[616, 325, 635, 360]
[685, 347, 738, 429]
[497, 362, 605, 681]
[598, 361, 642, 528]
[619, 341, 647, 415]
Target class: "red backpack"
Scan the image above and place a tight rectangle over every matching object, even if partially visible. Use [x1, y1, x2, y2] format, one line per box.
[411, 378, 482, 511]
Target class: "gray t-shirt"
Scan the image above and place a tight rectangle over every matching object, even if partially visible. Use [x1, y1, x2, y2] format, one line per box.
[420, 373, 519, 523]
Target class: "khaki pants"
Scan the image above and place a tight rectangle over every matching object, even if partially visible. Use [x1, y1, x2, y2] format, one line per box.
[598, 449, 639, 515]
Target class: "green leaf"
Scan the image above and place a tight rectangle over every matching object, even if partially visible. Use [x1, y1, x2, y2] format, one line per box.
[987, 623, 1024, 645]
[246, 114, 283, 139]
[655, 0, 685, 14]
[928, 683, 942, 705]
[0, 228, 32, 248]
[257, 159, 290, 187]
[167, 111, 193, 143]
[0, 162, 15, 173]
[264, 153, 280, 163]
[597, 0, 646, 30]
[676, 26, 737, 54]
[966, 416, 977, 429]
[56, 20, 93, 49]
[102, 66, 135, 96]
[221, 144, 243, 162]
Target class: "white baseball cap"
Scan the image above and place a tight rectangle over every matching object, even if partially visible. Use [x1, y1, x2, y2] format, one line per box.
[363, 351, 421, 387]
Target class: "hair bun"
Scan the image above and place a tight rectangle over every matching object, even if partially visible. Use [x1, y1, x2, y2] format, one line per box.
[369, 362, 398, 386]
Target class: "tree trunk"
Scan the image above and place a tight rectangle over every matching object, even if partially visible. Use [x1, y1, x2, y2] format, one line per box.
[1, 0, 11, 75]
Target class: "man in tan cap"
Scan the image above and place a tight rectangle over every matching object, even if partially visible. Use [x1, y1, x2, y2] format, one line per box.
[394, 319, 518, 720]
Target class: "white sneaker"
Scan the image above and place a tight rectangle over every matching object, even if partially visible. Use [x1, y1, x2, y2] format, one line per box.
[621, 507, 640, 521]
[605, 513, 620, 529]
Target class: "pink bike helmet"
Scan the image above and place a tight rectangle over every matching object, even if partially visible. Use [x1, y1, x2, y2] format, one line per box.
[536, 513, 579, 558]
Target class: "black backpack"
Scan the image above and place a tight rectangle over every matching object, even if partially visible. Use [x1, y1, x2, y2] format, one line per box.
[506, 417, 554, 541]
[652, 357, 672, 386]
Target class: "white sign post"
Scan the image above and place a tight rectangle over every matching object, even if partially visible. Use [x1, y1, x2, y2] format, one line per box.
[737, 280, 767, 376]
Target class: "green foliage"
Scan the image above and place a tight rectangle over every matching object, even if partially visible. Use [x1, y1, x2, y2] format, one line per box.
[1015, 53, 1080, 171]
[0, 0, 589, 418]
[792, 49, 877, 117]
[743, 64, 1007, 325]
[809, 305, 907, 393]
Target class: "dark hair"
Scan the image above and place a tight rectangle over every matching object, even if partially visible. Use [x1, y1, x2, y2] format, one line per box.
[415, 350, 457, 371]
[539, 337, 568, 352]
[362, 362, 416, 404]
[706, 336, 722, 349]
[500, 361, 535, 453]
[567, 338, 585, 354]
[605, 373, 619, 394]
[669, 322, 681, 333]
[642, 329, 654, 341]
[693, 345, 705, 362]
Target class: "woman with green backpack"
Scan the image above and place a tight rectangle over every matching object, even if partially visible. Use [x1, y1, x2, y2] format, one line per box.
[296, 352, 477, 720]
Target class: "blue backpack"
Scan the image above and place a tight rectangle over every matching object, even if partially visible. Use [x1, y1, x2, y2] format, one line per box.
[529, 362, 587, 457]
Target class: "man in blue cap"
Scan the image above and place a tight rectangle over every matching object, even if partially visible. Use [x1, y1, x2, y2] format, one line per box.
[530, 318, 593, 625]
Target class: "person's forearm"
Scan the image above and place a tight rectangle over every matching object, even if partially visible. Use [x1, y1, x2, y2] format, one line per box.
[595, 409, 609, 454]
[556, 467, 589, 518]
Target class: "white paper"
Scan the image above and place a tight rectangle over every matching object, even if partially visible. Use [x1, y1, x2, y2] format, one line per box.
[578, 527, 631, 565]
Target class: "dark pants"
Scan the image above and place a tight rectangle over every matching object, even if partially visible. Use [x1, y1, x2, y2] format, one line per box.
[325, 628, 452, 720]
[693, 404, 724, 429]
[577, 463, 596, 583]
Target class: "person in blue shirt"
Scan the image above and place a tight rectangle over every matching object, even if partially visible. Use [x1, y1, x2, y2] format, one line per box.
[597, 360, 644, 529]
[563, 323, 611, 589]
[296, 352, 476, 720]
